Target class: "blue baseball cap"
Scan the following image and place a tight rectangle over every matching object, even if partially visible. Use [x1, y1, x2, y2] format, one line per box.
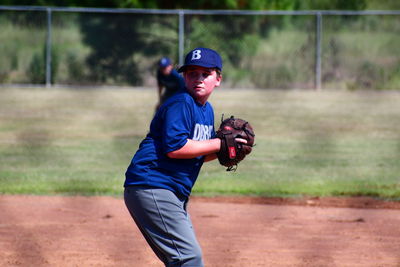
[159, 57, 172, 68]
[178, 47, 222, 73]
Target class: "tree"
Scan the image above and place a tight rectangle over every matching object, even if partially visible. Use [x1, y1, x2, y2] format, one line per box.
[79, 13, 176, 85]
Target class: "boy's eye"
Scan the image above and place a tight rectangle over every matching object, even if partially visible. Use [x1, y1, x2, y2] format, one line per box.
[187, 71, 211, 79]
[186, 72, 197, 78]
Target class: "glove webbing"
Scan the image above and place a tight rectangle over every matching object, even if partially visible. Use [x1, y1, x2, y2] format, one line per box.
[242, 122, 255, 139]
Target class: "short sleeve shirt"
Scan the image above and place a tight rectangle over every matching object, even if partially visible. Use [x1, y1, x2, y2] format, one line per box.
[124, 90, 215, 198]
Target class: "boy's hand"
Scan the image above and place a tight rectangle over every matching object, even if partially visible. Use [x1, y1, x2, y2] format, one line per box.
[235, 138, 248, 144]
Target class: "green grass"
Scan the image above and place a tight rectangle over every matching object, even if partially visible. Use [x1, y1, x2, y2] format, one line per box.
[0, 88, 399, 199]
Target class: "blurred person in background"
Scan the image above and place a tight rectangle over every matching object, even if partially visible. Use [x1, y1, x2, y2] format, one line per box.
[155, 57, 185, 111]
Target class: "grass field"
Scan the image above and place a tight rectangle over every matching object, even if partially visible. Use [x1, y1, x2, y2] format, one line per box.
[0, 87, 399, 199]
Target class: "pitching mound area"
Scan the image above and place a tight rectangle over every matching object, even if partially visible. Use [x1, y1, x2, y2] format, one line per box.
[1, 195, 399, 266]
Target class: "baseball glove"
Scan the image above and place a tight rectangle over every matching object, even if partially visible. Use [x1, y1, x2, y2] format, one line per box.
[216, 115, 255, 171]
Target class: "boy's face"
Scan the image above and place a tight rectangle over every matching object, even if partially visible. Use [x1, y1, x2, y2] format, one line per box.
[160, 64, 173, 75]
[183, 66, 221, 105]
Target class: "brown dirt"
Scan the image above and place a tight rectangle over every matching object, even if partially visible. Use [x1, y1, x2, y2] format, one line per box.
[1, 195, 399, 267]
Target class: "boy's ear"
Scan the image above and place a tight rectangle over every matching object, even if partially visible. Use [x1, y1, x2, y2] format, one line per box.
[215, 73, 222, 87]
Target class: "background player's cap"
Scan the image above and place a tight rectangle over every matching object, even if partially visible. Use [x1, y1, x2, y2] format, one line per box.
[178, 47, 222, 73]
[159, 57, 172, 68]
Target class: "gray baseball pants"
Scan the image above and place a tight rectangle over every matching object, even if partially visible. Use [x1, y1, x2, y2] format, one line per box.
[124, 187, 204, 267]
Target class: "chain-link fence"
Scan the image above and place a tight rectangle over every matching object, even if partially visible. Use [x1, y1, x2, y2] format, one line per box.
[0, 6, 399, 89]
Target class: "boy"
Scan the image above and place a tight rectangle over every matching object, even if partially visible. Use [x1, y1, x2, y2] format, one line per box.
[124, 48, 245, 266]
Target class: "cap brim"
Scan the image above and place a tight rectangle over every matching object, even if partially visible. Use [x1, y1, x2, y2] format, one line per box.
[178, 63, 220, 73]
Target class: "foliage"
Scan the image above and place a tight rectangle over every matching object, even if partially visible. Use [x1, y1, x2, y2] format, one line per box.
[252, 64, 294, 89]
[78, 13, 175, 85]
[28, 52, 44, 83]
[184, 14, 262, 83]
[27, 45, 59, 84]
[0, 0, 295, 9]
[0, 0, 371, 10]
[346, 61, 400, 90]
[65, 50, 85, 82]
[0, 10, 46, 27]
[2, 0, 400, 10]
[295, 0, 367, 10]
[1, 1, 399, 88]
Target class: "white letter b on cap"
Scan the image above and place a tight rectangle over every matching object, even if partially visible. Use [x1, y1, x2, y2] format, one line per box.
[191, 50, 202, 60]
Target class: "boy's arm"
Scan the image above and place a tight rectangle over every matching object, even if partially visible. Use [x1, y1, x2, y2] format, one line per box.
[204, 153, 218, 162]
[167, 139, 221, 159]
[167, 138, 247, 160]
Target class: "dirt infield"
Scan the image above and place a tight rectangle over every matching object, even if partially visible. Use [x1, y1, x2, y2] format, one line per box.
[1, 195, 399, 267]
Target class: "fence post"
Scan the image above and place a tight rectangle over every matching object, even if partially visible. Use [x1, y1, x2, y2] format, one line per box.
[315, 12, 322, 90]
[45, 8, 52, 87]
[178, 10, 184, 66]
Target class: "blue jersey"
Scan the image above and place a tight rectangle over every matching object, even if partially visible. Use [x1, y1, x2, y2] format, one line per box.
[124, 90, 215, 198]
